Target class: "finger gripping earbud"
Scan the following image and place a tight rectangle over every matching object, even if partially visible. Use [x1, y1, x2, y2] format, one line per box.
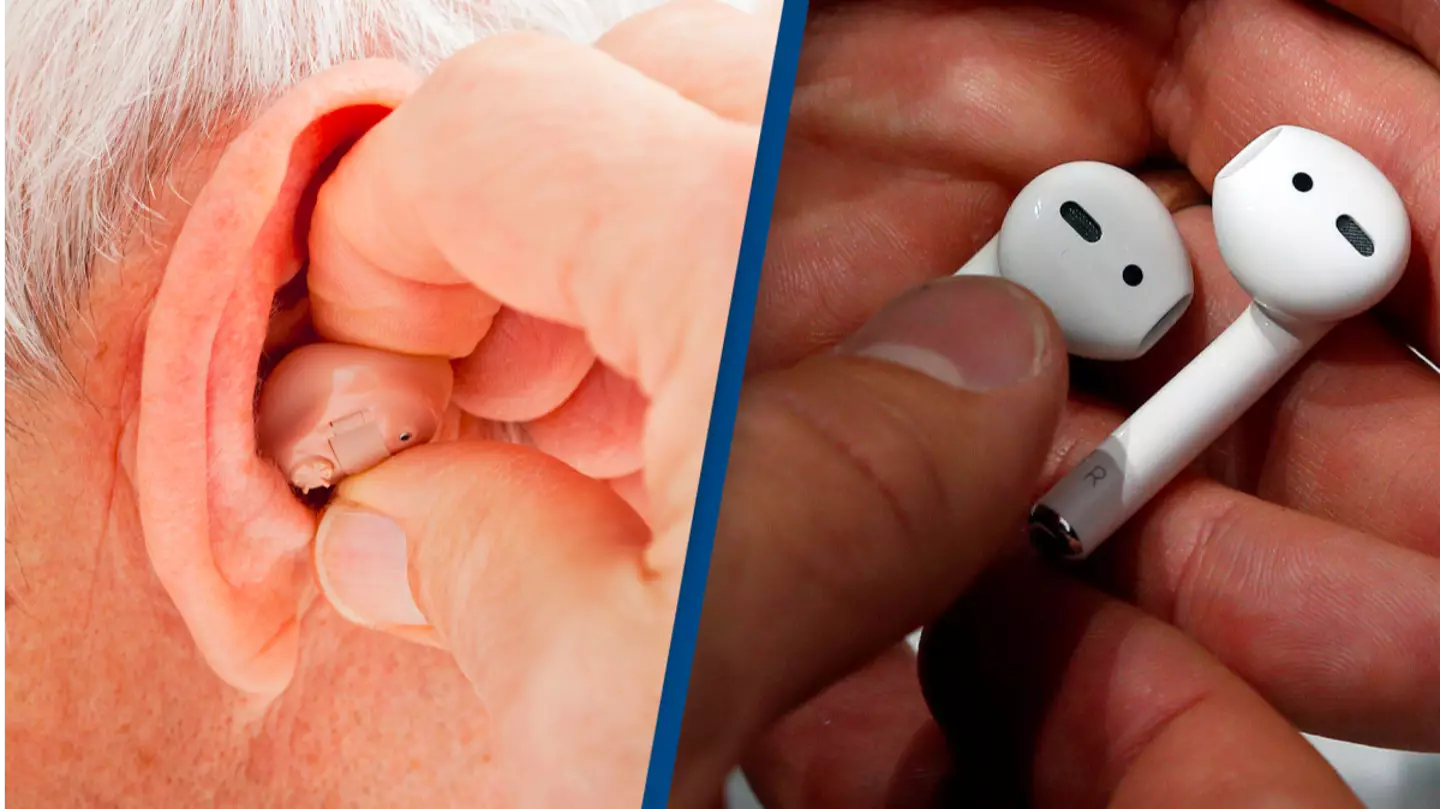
[956, 161, 1195, 361]
[256, 343, 454, 493]
[1031, 126, 1412, 560]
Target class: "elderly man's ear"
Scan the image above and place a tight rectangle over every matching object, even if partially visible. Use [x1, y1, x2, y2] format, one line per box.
[126, 60, 421, 696]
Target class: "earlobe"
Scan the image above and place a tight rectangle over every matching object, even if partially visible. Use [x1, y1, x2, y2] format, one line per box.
[134, 59, 422, 695]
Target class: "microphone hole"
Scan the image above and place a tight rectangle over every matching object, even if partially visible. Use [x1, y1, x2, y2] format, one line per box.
[1122, 265, 1144, 287]
[1292, 172, 1314, 192]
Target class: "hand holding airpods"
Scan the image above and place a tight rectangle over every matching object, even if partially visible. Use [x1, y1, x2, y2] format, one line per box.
[1032, 126, 1412, 559]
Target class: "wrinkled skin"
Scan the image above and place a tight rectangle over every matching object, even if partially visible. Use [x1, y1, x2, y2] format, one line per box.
[5, 2, 777, 807]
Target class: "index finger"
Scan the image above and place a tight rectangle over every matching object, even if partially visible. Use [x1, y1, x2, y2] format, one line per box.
[308, 31, 755, 386]
[307, 30, 765, 576]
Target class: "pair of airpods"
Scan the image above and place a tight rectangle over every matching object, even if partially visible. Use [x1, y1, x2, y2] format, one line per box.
[256, 125, 1411, 566]
[957, 125, 1412, 560]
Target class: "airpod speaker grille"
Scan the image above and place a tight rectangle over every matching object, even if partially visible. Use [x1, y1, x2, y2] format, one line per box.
[1060, 201, 1103, 243]
[1336, 214, 1376, 257]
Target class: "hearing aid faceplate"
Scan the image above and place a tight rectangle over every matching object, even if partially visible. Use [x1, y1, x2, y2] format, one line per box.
[257, 343, 455, 493]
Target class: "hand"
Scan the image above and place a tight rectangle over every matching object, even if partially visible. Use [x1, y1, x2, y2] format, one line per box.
[674, 1, 1440, 806]
[291, 3, 778, 807]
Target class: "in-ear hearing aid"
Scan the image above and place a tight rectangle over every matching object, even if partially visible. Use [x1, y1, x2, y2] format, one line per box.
[1031, 125, 1412, 560]
[257, 343, 454, 493]
[956, 161, 1195, 361]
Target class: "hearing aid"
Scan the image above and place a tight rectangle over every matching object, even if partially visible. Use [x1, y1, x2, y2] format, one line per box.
[257, 343, 455, 493]
[1031, 126, 1412, 560]
[956, 161, 1195, 361]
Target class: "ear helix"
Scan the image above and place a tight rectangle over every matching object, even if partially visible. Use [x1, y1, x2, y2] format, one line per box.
[1031, 126, 1412, 561]
[256, 343, 454, 493]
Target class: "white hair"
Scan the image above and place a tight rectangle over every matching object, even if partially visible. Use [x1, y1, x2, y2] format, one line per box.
[5, 0, 704, 392]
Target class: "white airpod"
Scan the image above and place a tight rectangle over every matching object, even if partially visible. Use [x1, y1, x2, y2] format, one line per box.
[1031, 126, 1412, 560]
[957, 161, 1194, 361]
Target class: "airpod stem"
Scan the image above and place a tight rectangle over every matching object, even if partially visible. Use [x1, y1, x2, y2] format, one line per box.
[1031, 302, 1331, 559]
[954, 236, 1002, 278]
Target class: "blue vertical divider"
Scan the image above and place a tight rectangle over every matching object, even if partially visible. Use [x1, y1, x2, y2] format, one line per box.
[638, 1, 809, 806]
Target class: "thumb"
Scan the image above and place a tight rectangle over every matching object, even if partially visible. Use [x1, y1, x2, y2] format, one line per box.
[672, 275, 1068, 806]
[313, 441, 670, 808]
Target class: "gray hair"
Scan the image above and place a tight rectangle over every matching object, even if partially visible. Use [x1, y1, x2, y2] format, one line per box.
[4, 0, 678, 393]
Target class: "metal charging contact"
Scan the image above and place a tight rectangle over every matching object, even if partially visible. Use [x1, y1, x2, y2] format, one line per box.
[1028, 503, 1084, 560]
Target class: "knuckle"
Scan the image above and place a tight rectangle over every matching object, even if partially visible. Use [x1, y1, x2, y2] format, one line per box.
[440, 30, 571, 87]
[657, 0, 741, 18]
[613, 0, 747, 39]
[1164, 489, 1250, 631]
[743, 366, 955, 582]
[1105, 687, 1216, 780]
[422, 32, 599, 150]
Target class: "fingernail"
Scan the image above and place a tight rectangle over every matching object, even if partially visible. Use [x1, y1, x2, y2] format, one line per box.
[314, 505, 428, 627]
[837, 276, 1050, 390]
